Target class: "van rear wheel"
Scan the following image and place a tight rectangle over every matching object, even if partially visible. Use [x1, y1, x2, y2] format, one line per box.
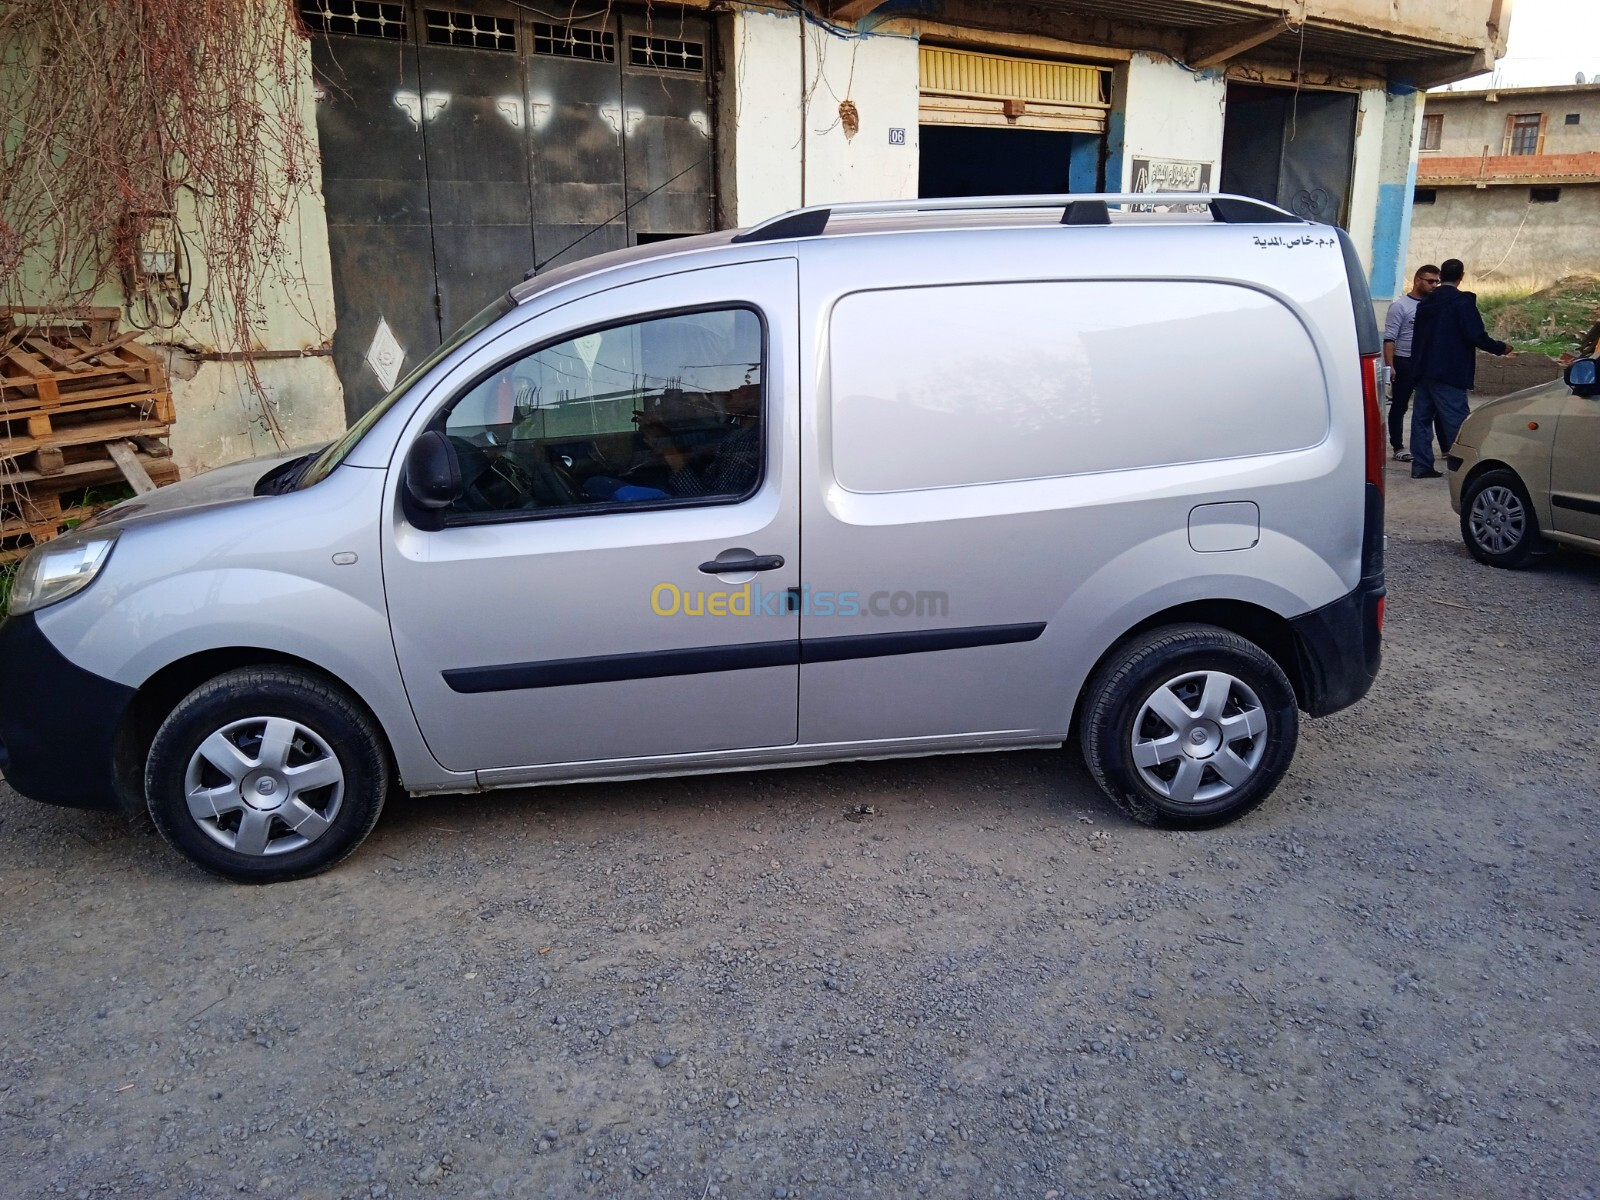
[145, 667, 389, 883]
[1080, 624, 1298, 829]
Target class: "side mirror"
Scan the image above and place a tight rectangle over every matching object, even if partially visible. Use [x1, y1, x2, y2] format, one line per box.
[1566, 356, 1600, 398]
[405, 430, 463, 509]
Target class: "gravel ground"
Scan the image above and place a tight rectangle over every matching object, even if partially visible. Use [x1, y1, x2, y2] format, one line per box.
[2, 456, 1598, 1200]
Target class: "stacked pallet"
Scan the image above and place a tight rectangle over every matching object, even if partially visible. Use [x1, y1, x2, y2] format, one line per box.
[1, 307, 179, 563]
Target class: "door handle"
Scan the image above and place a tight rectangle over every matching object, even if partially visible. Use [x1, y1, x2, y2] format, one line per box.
[699, 553, 785, 574]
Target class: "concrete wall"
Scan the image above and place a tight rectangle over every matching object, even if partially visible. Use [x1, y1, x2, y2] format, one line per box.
[4, 24, 346, 479]
[1408, 183, 1600, 281]
[1366, 88, 1426, 300]
[1424, 87, 1600, 158]
[1105, 54, 1227, 194]
[157, 32, 346, 478]
[719, 6, 920, 226]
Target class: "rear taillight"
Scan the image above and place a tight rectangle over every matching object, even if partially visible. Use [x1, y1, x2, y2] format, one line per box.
[1361, 352, 1384, 497]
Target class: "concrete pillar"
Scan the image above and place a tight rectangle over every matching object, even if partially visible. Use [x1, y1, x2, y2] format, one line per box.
[1364, 87, 1425, 302]
[1105, 54, 1228, 194]
[718, 5, 919, 228]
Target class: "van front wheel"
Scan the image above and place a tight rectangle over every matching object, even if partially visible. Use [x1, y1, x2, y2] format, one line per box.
[1080, 624, 1298, 829]
[145, 667, 390, 883]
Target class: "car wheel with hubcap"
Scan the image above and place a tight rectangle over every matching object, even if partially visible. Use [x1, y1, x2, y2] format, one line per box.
[1080, 624, 1298, 829]
[1461, 468, 1545, 569]
[145, 667, 389, 883]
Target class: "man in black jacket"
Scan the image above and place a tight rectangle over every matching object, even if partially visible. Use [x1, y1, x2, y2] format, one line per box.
[1408, 258, 1514, 478]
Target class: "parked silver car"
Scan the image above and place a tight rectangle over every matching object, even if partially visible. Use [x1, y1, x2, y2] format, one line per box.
[0, 194, 1387, 882]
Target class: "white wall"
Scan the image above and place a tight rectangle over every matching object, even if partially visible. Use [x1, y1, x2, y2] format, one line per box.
[1107, 54, 1227, 193]
[721, 6, 920, 226]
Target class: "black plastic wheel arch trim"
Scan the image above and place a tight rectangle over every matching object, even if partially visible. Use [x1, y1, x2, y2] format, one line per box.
[1287, 582, 1383, 718]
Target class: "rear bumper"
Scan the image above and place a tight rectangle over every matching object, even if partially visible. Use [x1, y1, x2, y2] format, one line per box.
[1289, 578, 1384, 718]
[0, 613, 134, 811]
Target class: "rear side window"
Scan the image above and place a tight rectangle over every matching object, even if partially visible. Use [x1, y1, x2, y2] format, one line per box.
[829, 280, 1328, 493]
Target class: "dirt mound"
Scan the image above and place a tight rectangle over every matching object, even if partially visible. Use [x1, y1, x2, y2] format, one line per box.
[1483, 274, 1600, 353]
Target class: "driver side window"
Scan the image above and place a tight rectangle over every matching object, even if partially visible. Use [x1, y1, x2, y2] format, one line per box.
[442, 308, 764, 518]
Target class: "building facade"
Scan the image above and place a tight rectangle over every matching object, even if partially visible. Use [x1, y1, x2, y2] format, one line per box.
[6, 0, 1513, 474]
[1410, 83, 1600, 282]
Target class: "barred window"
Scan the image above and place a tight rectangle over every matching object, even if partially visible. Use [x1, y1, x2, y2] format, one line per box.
[629, 35, 704, 73]
[425, 10, 516, 51]
[299, 0, 406, 39]
[533, 23, 616, 62]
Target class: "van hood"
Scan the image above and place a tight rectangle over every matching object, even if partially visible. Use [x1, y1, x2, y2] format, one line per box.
[86, 444, 327, 531]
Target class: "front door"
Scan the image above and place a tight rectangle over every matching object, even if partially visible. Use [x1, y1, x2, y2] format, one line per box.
[1549, 390, 1600, 543]
[384, 260, 800, 773]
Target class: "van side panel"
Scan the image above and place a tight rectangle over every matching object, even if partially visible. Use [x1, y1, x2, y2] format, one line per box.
[831, 280, 1328, 493]
[797, 225, 1366, 746]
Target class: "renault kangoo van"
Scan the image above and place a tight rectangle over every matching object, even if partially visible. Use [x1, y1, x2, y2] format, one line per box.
[0, 194, 1387, 881]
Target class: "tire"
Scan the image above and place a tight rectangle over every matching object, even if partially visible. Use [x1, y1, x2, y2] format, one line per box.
[1079, 624, 1299, 830]
[1460, 468, 1545, 569]
[145, 667, 390, 883]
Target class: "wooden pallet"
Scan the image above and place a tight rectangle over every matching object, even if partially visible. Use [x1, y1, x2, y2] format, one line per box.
[0, 406, 172, 478]
[1, 305, 121, 346]
[0, 338, 168, 416]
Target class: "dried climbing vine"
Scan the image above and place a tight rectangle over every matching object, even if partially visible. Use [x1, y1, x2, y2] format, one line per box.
[0, 0, 317, 381]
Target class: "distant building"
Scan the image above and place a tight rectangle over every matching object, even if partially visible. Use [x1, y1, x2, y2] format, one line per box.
[1411, 84, 1600, 280]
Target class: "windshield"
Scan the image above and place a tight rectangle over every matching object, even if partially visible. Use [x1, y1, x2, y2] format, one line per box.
[298, 293, 517, 488]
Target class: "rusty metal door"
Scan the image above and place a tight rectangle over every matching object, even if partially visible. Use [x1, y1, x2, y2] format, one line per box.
[524, 14, 629, 270]
[303, 1, 716, 419]
[619, 11, 715, 242]
[1221, 84, 1357, 227]
[304, 3, 441, 422]
[415, 4, 536, 336]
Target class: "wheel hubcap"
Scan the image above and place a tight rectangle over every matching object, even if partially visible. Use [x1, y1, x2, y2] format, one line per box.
[1131, 670, 1268, 806]
[183, 717, 345, 857]
[1469, 485, 1526, 555]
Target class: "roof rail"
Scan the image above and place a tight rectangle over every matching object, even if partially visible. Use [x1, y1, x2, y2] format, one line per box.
[731, 192, 1303, 243]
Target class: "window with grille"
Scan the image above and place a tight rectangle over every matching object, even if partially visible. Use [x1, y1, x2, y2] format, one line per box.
[629, 35, 704, 73]
[425, 10, 515, 51]
[299, 0, 406, 39]
[1420, 114, 1443, 151]
[533, 23, 616, 61]
[1509, 113, 1543, 155]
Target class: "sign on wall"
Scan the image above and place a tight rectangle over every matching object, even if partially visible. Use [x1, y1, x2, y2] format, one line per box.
[1131, 157, 1213, 212]
[1132, 157, 1212, 193]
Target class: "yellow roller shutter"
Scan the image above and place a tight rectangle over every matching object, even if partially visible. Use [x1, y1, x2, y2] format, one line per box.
[919, 46, 1111, 133]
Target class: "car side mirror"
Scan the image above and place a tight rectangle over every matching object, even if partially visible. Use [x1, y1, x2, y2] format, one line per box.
[1566, 356, 1600, 398]
[406, 430, 463, 509]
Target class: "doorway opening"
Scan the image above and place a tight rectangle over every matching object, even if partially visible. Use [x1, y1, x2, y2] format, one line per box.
[919, 126, 1101, 198]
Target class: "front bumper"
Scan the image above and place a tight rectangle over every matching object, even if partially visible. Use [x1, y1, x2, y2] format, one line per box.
[1288, 579, 1384, 718]
[0, 613, 135, 811]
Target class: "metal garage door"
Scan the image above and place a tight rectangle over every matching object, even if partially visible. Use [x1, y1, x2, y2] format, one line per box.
[300, 1, 715, 419]
[919, 46, 1111, 133]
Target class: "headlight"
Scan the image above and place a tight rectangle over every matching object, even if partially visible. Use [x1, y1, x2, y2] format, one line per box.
[8, 530, 120, 616]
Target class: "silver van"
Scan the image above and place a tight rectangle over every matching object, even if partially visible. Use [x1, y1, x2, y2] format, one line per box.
[0, 194, 1387, 882]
